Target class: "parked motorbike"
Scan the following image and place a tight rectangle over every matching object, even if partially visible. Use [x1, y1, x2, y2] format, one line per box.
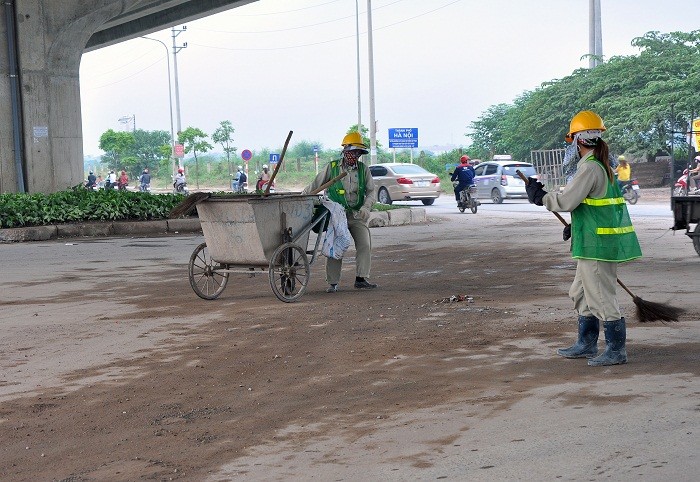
[620, 178, 639, 204]
[455, 182, 479, 214]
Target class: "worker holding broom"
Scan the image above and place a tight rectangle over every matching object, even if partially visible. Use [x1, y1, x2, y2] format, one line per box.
[525, 111, 642, 367]
[302, 131, 377, 292]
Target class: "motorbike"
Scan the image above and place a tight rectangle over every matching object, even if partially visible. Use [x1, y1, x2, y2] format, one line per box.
[455, 182, 479, 214]
[174, 181, 189, 195]
[673, 168, 698, 196]
[620, 178, 639, 204]
[139, 183, 151, 193]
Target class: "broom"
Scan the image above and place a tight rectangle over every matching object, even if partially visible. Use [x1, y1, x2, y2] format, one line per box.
[516, 170, 683, 322]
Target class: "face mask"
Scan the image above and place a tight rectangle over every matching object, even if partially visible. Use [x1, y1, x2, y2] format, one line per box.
[562, 142, 581, 182]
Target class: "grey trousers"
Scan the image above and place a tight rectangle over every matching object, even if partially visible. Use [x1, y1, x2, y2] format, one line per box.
[325, 214, 372, 285]
[569, 258, 621, 321]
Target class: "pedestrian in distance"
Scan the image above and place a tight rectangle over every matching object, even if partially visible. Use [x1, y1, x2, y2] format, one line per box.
[302, 131, 378, 292]
[525, 110, 642, 367]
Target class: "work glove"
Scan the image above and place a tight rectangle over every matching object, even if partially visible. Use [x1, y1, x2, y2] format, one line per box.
[355, 207, 371, 223]
[525, 177, 547, 206]
[562, 224, 571, 241]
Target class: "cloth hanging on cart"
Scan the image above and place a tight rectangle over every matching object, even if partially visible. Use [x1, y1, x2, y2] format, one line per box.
[320, 199, 352, 259]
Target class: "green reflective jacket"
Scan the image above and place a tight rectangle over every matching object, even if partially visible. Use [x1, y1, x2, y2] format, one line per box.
[571, 160, 642, 263]
[326, 160, 366, 210]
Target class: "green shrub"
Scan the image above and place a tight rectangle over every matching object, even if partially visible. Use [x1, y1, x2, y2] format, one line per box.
[0, 186, 185, 229]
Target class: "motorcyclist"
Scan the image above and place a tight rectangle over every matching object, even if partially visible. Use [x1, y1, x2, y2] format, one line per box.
[85, 170, 97, 189]
[139, 168, 151, 192]
[107, 170, 117, 190]
[118, 170, 129, 190]
[174, 167, 187, 191]
[257, 165, 271, 191]
[614, 155, 631, 190]
[451, 155, 476, 205]
[233, 165, 247, 192]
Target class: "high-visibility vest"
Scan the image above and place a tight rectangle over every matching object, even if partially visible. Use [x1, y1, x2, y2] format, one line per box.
[327, 160, 366, 210]
[571, 160, 642, 262]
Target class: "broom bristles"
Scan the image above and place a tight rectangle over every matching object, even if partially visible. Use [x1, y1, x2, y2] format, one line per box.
[633, 296, 684, 323]
[170, 192, 211, 218]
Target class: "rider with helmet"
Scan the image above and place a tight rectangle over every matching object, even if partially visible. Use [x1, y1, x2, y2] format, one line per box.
[257, 164, 271, 191]
[232, 165, 247, 192]
[174, 167, 187, 192]
[613, 155, 631, 190]
[302, 131, 377, 292]
[451, 155, 476, 204]
[689, 155, 700, 191]
[525, 110, 641, 367]
[85, 170, 97, 189]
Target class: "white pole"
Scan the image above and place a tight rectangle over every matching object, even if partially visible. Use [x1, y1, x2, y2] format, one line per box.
[367, 0, 377, 164]
[355, 0, 362, 132]
[171, 26, 187, 166]
[142, 37, 176, 178]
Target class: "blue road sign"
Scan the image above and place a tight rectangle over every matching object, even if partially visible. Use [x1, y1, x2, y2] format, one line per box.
[269, 153, 280, 164]
[388, 128, 418, 148]
[241, 149, 252, 161]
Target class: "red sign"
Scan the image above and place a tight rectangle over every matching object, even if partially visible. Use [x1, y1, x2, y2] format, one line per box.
[241, 149, 252, 161]
[174, 144, 185, 158]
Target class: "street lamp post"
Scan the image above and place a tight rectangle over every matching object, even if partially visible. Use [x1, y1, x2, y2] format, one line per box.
[355, 0, 362, 132]
[367, 0, 377, 163]
[171, 27, 187, 139]
[141, 36, 176, 178]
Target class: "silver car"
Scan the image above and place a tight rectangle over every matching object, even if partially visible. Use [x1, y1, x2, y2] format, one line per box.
[369, 163, 442, 205]
[473, 160, 538, 203]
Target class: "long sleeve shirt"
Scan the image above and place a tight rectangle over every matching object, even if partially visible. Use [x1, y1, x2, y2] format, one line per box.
[542, 152, 608, 213]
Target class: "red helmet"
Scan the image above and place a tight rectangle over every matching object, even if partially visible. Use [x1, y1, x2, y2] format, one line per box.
[460, 155, 470, 163]
[177, 168, 184, 173]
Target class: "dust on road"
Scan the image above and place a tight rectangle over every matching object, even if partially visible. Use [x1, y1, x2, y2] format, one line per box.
[0, 209, 698, 481]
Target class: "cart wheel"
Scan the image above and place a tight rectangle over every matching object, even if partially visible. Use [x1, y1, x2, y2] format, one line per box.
[269, 242, 310, 303]
[189, 242, 229, 300]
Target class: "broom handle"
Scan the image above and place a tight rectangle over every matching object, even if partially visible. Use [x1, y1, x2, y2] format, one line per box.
[264, 130, 293, 195]
[515, 170, 634, 298]
[309, 172, 347, 195]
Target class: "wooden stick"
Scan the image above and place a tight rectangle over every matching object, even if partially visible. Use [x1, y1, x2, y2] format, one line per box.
[309, 172, 347, 195]
[264, 130, 293, 196]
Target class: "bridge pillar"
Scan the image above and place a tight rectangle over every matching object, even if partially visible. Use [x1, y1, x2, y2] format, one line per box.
[0, 1, 127, 193]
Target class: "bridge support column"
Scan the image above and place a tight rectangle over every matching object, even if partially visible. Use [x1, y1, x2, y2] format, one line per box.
[0, 1, 125, 193]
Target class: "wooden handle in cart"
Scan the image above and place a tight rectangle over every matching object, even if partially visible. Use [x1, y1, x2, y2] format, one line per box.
[309, 172, 347, 195]
[516, 169, 569, 226]
[264, 130, 293, 196]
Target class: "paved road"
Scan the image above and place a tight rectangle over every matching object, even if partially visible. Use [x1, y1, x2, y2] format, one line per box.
[390, 193, 674, 219]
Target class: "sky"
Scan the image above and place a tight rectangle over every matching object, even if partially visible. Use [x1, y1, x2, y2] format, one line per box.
[79, 0, 700, 157]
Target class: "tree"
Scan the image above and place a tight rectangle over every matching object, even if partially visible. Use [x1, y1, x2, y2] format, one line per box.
[212, 120, 236, 175]
[131, 129, 170, 173]
[467, 30, 700, 161]
[178, 127, 213, 189]
[98, 129, 135, 171]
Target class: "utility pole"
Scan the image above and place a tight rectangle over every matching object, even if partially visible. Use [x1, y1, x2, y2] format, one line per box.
[171, 25, 187, 166]
[588, 0, 603, 68]
[355, 0, 362, 133]
[367, 0, 377, 163]
[141, 36, 176, 178]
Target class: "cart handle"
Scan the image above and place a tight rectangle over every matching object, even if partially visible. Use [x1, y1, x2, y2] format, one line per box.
[309, 172, 347, 195]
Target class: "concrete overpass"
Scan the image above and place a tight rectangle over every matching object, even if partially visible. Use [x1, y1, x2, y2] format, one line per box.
[0, 0, 257, 194]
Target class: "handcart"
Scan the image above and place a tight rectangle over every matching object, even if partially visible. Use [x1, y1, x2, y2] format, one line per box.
[188, 193, 329, 302]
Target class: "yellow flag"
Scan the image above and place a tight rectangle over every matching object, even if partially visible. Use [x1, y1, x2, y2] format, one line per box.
[693, 118, 700, 151]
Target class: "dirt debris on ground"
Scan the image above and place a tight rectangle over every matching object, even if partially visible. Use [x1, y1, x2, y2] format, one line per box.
[0, 206, 698, 481]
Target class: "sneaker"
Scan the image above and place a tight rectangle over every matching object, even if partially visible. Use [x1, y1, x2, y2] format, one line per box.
[326, 284, 338, 293]
[354, 280, 377, 289]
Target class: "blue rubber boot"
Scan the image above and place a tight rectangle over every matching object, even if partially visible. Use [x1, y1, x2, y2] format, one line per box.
[557, 315, 599, 359]
[588, 318, 627, 366]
